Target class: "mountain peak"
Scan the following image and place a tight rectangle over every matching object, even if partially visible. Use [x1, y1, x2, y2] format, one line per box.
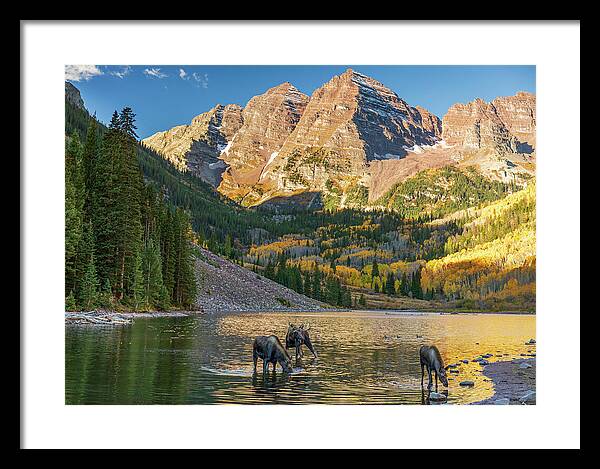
[65, 81, 85, 110]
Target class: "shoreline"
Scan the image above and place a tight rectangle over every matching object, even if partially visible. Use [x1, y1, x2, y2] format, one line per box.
[470, 357, 536, 405]
[65, 307, 534, 322]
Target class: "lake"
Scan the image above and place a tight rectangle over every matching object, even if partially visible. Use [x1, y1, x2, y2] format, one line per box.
[65, 311, 535, 405]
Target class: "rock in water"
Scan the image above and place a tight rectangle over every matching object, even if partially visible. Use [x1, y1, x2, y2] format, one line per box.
[494, 398, 510, 405]
[429, 391, 447, 401]
[519, 362, 533, 369]
[459, 380, 475, 387]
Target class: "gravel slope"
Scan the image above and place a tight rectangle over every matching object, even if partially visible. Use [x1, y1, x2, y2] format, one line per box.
[194, 248, 327, 313]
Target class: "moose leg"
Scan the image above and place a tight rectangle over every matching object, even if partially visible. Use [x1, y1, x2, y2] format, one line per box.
[253, 352, 258, 373]
[305, 336, 318, 358]
[435, 370, 439, 392]
[263, 359, 269, 374]
[427, 366, 433, 390]
[420, 363, 425, 387]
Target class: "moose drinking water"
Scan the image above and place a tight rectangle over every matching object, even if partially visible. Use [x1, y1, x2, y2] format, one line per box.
[285, 323, 318, 360]
[419, 345, 449, 392]
[253, 335, 294, 374]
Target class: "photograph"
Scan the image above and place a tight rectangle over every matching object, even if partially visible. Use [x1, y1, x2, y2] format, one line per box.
[20, 20, 580, 450]
[64, 64, 537, 405]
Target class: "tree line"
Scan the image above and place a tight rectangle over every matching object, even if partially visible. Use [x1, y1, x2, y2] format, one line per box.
[65, 108, 197, 311]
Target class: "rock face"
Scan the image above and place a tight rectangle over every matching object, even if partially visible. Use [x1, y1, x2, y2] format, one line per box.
[217, 83, 309, 203]
[254, 69, 442, 206]
[442, 92, 536, 183]
[142, 104, 243, 186]
[492, 92, 536, 150]
[65, 81, 85, 110]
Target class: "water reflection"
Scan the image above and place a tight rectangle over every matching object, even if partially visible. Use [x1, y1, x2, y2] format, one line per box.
[66, 311, 535, 405]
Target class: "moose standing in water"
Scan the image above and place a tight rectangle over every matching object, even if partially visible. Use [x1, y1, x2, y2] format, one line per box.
[419, 345, 449, 392]
[253, 335, 294, 374]
[285, 323, 318, 360]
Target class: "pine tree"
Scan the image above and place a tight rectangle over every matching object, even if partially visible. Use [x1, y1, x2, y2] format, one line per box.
[97, 278, 113, 309]
[303, 270, 312, 297]
[371, 260, 379, 278]
[142, 239, 164, 308]
[411, 268, 423, 299]
[224, 234, 233, 258]
[159, 207, 176, 299]
[79, 252, 98, 311]
[65, 291, 77, 312]
[157, 285, 171, 311]
[130, 249, 146, 311]
[312, 265, 322, 301]
[74, 221, 95, 304]
[385, 271, 396, 296]
[82, 118, 99, 219]
[400, 272, 409, 296]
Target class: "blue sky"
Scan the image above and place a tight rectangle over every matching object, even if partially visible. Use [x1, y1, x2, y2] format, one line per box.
[67, 65, 536, 140]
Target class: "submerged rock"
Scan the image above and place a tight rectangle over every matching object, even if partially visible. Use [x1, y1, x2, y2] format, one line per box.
[494, 398, 510, 405]
[519, 362, 533, 369]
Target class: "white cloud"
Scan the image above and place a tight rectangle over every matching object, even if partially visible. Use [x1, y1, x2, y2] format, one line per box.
[143, 68, 168, 79]
[179, 68, 189, 80]
[65, 65, 103, 82]
[192, 72, 209, 89]
[109, 65, 132, 79]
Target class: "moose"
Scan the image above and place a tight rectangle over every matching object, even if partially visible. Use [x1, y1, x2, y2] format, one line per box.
[285, 323, 318, 360]
[419, 345, 449, 392]
[253, 335, 294, 374]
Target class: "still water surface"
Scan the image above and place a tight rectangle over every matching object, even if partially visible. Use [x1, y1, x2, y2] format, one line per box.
[65, 311, 535, 404]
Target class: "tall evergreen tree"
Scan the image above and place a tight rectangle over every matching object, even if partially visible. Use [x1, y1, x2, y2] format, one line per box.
[142, 239, 164, 308]
[79, 251, 99, 311]
[385, 271, 396, 296]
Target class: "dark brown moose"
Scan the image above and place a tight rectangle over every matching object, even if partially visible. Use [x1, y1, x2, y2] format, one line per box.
[419, 345, 449, 392]
[253, 335, 293, 374]
[285, 323, 318, 360]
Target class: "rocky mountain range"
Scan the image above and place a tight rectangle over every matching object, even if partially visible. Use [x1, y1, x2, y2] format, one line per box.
[141, 69, 536, 207]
